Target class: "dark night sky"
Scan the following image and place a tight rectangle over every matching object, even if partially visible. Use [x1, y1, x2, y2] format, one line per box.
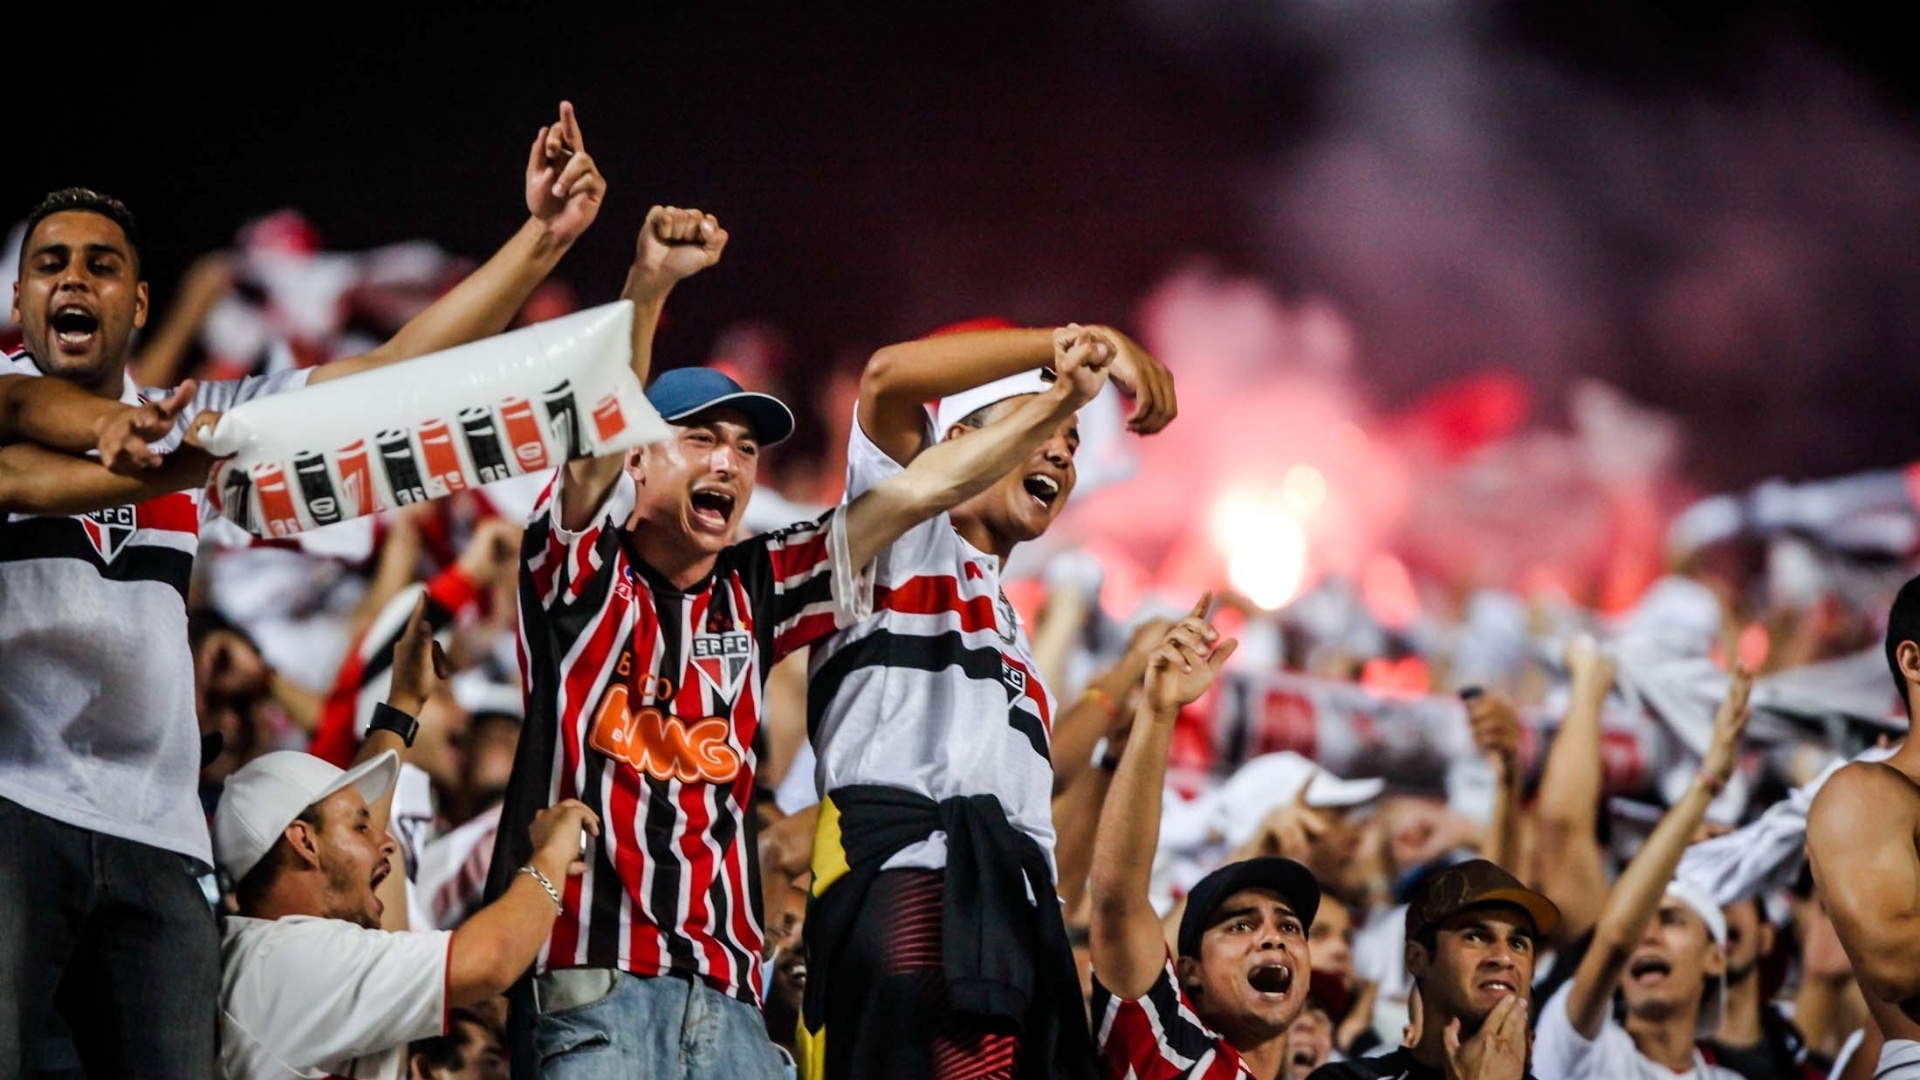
[11, 3, 1920, 493]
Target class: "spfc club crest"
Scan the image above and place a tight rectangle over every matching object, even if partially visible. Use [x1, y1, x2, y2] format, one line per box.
[691, 629, 752, 700]
[79, 506, 136, 563]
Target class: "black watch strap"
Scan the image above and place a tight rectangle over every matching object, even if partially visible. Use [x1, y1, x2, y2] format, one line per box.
[368, 702, 420, 749]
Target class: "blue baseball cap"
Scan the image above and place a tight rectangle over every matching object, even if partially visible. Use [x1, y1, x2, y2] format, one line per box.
[645, 367, 795, 446]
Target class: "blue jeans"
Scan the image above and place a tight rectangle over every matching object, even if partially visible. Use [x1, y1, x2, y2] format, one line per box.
[0, 795, 220, 1079]
[525, 969, 788, 1080]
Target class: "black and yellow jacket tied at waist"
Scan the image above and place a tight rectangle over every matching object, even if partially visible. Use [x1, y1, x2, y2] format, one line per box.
[797, 784, 1097, 1080]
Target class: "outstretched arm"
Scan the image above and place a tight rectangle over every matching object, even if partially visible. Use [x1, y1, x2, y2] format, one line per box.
[1562, 668, 1751, 1039]
[559, 204, 729, 531]
[1807, 762, 1920, 1004]
[0, 440, 214, 516]
[0, 374, 196, 472]
[858, 323, 1175, 466]
[837, 326, 1110, 572]
[306, 101, 605, 387]
[1089, 595, 1237, 1000]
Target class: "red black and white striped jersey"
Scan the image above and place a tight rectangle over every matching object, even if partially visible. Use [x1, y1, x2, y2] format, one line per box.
[0, 350, 307, 862]
[804, 415, 1058, 874]
[1091, 955, 1256, 1080]
[488, 469, 856, 1004]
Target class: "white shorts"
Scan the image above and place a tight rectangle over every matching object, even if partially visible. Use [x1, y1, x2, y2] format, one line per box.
[1880, 1038, 1920, 1078]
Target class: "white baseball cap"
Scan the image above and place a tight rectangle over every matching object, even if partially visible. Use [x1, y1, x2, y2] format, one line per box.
[1664, 876, 1729, 1039]
[933, 369, 1058, 435]
[214, 749, 400, 884]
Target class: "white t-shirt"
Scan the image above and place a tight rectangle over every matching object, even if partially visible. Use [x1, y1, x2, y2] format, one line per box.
[805, 414, 1059, 873]
[0, 354, 308, 861]
[1532, 980, 1742, 1080]
[219, 914, 453, 1080]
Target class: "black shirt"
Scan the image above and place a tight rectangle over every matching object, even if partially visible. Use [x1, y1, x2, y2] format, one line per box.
[1308, 1047, 1541, 1080]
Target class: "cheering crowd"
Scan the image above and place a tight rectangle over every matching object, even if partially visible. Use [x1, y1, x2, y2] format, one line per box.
[6, 101, 1920, 1080]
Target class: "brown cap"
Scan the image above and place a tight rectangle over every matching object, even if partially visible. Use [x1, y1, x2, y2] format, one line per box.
[1404, 858, 1560, 943]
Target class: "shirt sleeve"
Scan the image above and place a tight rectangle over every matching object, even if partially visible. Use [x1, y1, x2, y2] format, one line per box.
[1530, 979, 1609, 1080]
[842, 408, 930, 502]
[523, 467, 635, 615]
[1090, 952, 1233, 1080]
[225, 919, 453, 1072]
[741, 507, 870, 663]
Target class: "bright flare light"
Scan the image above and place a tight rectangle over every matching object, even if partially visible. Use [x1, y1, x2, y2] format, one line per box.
[1281, 464, 1326, 517]
[1213, 489, 1308, 610]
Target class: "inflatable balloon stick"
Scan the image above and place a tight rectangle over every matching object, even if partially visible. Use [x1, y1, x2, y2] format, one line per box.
[202, 300, 664, 536]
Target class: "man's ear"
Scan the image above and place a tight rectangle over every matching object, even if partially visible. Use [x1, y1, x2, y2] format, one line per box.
[1757, 920, 1777, 959]
[625, 446, 647, 483]
[1899, 641, 1920, 693]
[943, 423, 973, 444]
[132, 280, 149, 330]
[1174, 955, 1204, 994]
[1404, 938, 1432, 981]
[1704, 941, 1728, 978]
[284, 818, 323, 870]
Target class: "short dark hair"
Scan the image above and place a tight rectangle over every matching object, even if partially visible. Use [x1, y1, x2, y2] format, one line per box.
[950, 398, 1011, 432]
[22, 187, 143, 276]
[1886, 573, 1920, 717]
[231, 803, 325, 911]
[409, 1007, 490, 1072]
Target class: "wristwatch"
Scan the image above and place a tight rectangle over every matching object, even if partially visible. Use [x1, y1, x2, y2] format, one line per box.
[368, 702, 420, 748]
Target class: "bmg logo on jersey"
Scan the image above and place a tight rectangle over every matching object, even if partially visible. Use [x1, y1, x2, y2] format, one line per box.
[587, 682, 742, 785]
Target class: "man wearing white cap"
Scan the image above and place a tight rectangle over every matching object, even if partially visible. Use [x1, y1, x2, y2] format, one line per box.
[1530, 668, 1753, 1080]
[215, 607, 599, 1080]
[796, 320, 1176, 1079]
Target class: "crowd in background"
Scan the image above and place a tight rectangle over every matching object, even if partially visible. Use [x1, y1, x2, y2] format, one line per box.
[7, 107, 1920, 1080]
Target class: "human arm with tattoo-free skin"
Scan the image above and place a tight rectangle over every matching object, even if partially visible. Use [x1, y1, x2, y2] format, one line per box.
[0, 372, 194, 472]
[858, 321, 1177, 467]
[1561, 668, 1751, 1040]
[1533, 636, 1616, 944]
[1467, 690, 1524, 875]
[1089, 596, 1238, 1000]
[304, 100, 605, 387]
[834, 326, 1114, 574]
[559, 204, 728, 531]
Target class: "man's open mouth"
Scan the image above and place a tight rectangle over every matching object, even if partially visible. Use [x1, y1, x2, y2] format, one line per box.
[371, 858, 391, 890]
[1248, 961, 1294, 997]
[1628, 956, 1672, 983]
[690, 489, 736, 529]
[1289, 1043, 1318, 1069]
[51, 305, 99, 351]
[1477, 977, 1518, 995]
[1022, 472, 1061, 510]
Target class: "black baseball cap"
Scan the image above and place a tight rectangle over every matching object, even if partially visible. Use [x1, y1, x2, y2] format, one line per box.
[1177, 857, 1321, 959]
[645, 367, 795, 446]
[1404, 858, 1560, 943]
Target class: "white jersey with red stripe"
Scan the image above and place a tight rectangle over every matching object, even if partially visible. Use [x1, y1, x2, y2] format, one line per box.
[805, 413, 1059, 875]
[0, 350, 309, 862]
[489, 468, 862, 1004]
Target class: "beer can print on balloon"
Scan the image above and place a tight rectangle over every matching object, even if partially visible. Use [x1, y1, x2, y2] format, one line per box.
[460, 406, 513, 484]
[199, 300, 667, 537]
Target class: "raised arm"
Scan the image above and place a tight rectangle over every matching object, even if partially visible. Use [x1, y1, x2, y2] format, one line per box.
[1467, 689, 1524, 874]
[858, 322, 1175, 466]
[1807, 762, 1920, 1004]
[558, 204, 728, 531]
[1089, 596, 1237, 999]
[128, 251, 235, 388]
[836, 326, 1111, 571]
[1533, 636, 1616, 943]
[304, 101, 605, 387]
[1562, 668, 1751, 1039]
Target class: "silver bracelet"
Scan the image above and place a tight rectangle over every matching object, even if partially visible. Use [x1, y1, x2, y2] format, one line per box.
[518, 864, 563, 915]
